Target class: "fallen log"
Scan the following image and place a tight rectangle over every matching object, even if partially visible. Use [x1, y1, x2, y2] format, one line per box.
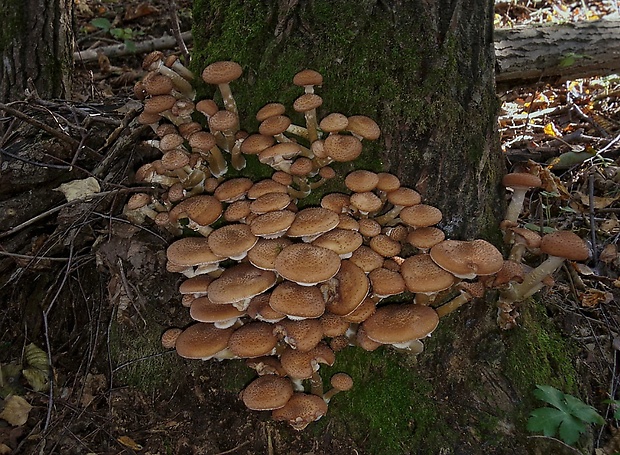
[495, 18, 620, 89]
[74, 20, 620, 89]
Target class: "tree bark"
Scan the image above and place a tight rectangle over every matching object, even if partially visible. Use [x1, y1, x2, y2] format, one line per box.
[0, 0, 74, 102]
[495, 18, 620, 89]
[192, 0, 504, 240]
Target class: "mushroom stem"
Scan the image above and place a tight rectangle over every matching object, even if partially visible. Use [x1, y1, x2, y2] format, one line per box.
[218, 83, 238, 116]
[304, 110, 320, 144]
[230, 137, 247, 171]
[202, 147, 228, 178]
[509, 255, 565, 301]
[375, 205, 404, 226]
[310, 371, 324, 396]
[435, 291, 473, 318]
[285, 123, 309, 140]
[504, 189, 528, 225]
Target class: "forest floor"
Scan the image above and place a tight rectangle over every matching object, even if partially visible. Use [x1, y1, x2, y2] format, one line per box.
[1, 0, 620, 454]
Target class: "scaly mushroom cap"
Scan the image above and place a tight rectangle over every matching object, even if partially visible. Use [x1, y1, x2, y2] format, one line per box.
[368, 267, 406, 298]
[386, 187, 421, 206]
[400, 254, 456, 294]
[143, 71, 174, 96]
[207, 224, 258, 260]
[274, 244, 341, 286]
[324, 260, 370, 316]
[293, 69, 324, 88]
[247, 179, 288, 199]
[330, 372, 354, 391]
[350, 192, 383, 214]
[319, 312, 351, 337]
[376, 172, 401, 192]
[208, 263, 277, 305]
[256, 102, 287, 122]
[346, 115, 381, 140]
[272, 392, 329, 430]
[279, 343, 334, 377]
[540, 230, 589, 261]
[224, 200, 252, 222]
[362, 304, 439, 344]
[344, 170, 379, 193]
[250, 210, 297, 239]
[324, 134, 363, 162]
[247, 237, 294, 270]
[209, 109, 238, 132]
[241, 375, 294, 411]
[348, 245, 384, 273]
[369, 234, 402, 257]
[343, 297, 377, 323]
[201, 61, 243, 85]
[189, 297, 244, 325]
[293, 93, 323, 113]
[286, 207, 340, 240]
[319, 113, 348, 133]
[179, 275, 214, 295]
[188, 131, 217, 151]
[240, 133, 276, 155]
[269, 282, 325, 320]
[400, 204, 443, 228]
[406, 227, 446, 250]
[168, 195, 223, 225]
[213, 177, 254, 202]
[259, 115, 292, 136]
[311, 228, 363, 258]
[228, 321, 279, 358]
[166, 237, 224, 267]
[321, 193, 351, 214]
[175, 323, 234, 359]
[250, 192, 292, 214]
[357, 218, 382, 238]
[143, 94, 177, 114]
[430, 239, 504, 279]
[247, 293, 286, 322]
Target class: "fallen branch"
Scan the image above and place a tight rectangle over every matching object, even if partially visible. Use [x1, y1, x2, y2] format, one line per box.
[74, 32, 193, 63]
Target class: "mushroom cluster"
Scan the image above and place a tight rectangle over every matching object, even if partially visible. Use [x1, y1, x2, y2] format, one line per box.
[496, 170, 590, 328]
[126, 52, 564, 429]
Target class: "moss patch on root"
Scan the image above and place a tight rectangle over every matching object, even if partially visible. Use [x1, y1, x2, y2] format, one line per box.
[317, 348, 457, 454]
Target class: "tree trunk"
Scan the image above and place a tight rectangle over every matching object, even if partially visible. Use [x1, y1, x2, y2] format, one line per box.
[495, 18, 620, 90]
[192, 0, 504, 241]
[187, 1, 588, 454]
[0, 0, 73, 102]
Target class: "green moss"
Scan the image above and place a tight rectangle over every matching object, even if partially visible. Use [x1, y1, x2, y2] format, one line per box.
[318, 348, 457, 454]
[110, 321, 185, 393]
[503, 302, 578, 396]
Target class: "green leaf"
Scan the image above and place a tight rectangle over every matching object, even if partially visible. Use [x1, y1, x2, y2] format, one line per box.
[91, 17, 112, 31]
[558, 414, 587, 446]
[528, 407, 565, 436]
[564, 394, 605, 425]
[533, 385, 570, 412]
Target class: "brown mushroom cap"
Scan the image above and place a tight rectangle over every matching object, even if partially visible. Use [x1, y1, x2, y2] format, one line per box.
[190, 297, 245, 325]
[502, 172, 542, 190]
[256, 102, 287, 122]
[201, 61, 243, 85]
[400, 204, 443, 228]
[228, 321, 279, 358]
[376, 173, 401, 192]
[272, 392, 329, 430]
[293, 93, 323, 113]
[259, 115, 292, 136]
[269, 282, 325, 319]
[311, 228, 363, 258]
[246, 293, 286, 322]
[209, 109, 238, 133]
[214, 177, 254, 202]
[166, 237, 224, 267]
[321, 193, 351, 214]
[275, 244, 341, 286]
[286, 207, 340, 240]
[344, 170, 379, 193]
[319, 113, 348, 133]
[430, 239, 504, 279]
[293, 69, 324, 88]
[247, 179, 288, 199]
[540, 230, 589, 261]
[324, 134, 363, 162]
[250, 210, 297, 239]
[348, 245, 384, 273]
[406, 226, 446, 250]
[188, 131, 217, 151]
[175, 323, 234, 359]
[369, 234, 402, 257]
[143, 94, 177, 114]
[400, 253, 456, 293]
[319, 312, 351, 337]
[343, 296, 377, 323]
[362, 304, 440, 344]
[368, 267, 406, 297]
[161, 328, 182, 349]
[179, 274, 214, 295]
[330, 372, 354, 391]
[169, 194, 223, 225]
[240, 133, 276, 155]
[207, 263, 277, 305]
[346, 115, 381, 140]
[224, 200, 253, 222]
[241, 375, 294, 411]
[207, 223, 258, 260]
[250, 192, 292, 214]
[324, 260, 370, 316]
[386, 187, 422, 207]
[275, 319, 325, 353]
[350, 192, 383, 214]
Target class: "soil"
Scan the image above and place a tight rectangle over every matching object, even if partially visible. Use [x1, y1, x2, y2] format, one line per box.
[1, 1, 620, 455]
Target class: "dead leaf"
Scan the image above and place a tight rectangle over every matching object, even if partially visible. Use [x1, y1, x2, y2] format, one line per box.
[124, 3, 158, 21]
[600, 216, 619, 234]
[0, 395, 32, 426]
[579, 288, 613, 308]
[54, 177, 101, 202]
[578, 191, 620, 209]
[118, 435, 143, 451]
[600, 244, 618, 264]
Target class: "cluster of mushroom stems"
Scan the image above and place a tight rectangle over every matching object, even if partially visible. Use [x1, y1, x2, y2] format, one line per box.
[125, 52, 590, 429]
